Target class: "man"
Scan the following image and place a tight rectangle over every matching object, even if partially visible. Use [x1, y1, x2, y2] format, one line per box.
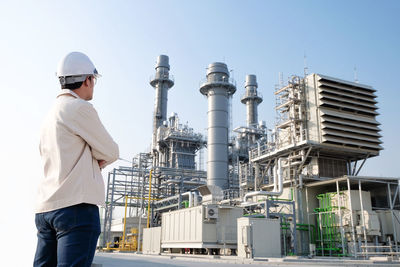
[34, 52, 119, 267]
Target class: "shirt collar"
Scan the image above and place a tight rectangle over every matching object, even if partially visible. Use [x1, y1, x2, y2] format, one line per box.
[57, 89, 81, 99]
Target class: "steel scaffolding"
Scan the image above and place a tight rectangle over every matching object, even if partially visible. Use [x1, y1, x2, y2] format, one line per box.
[102, 152, 207, 247]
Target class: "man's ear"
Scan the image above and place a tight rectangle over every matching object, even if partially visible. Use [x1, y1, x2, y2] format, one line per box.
[83, 77, 90, 87]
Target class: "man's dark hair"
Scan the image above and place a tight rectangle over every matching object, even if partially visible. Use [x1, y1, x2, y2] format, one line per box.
[62, 81, 83, 90]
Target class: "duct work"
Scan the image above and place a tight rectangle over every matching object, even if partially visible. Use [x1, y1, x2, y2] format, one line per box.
[243, 158, 284, 202]
[200, 62, 236, 190]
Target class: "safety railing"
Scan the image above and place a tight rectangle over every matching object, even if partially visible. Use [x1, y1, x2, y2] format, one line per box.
[149, 73, 175, 83]
[199, 76, 236, 88]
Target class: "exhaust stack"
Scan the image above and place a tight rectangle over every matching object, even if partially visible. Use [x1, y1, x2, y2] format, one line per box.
[241, 74, 262, 127]
[150, 55, 174, 165]
[200, 62, 236, 190]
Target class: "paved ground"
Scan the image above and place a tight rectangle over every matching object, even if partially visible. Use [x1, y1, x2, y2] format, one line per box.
[94, 253, 260, 267]
[93, 252, 399, 267]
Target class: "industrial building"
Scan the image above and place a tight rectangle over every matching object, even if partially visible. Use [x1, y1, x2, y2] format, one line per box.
[101, 55, 399, 261]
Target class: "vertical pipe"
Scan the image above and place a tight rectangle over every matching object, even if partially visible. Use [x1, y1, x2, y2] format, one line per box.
[297, 186, 304, 254]
[189, 191, 193, 208]
[193, 191, 198, 206]
[147, 169, 153, 228]
[336, 180, 346, 256]
[347, 178, 357, 257]
[305, 186, 312, 256]
[292, 201, 298, 255]
[318, 212, 324, 256]
[102, 171, 111, 247]
[358, 180, 368, 256]
[254, 163, 260, 191]
[107, 169, 116, 247]
[122, 196, 128, 245]
[398, 181, 400, 208]
[273, 163, 278, 192]
[200, 62, 236, 190]
[387, 183, 399, 252]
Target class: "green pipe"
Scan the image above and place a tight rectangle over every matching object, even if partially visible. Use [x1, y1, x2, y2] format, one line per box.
[314, 193, 347, 256]
[281, 222, 316, 244]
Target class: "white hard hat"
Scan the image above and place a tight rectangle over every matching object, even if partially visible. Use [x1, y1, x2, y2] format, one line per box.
[56, 52, 101, 85]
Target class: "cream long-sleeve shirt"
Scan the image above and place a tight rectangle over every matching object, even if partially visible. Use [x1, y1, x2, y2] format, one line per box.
[36, 89, 119, 213]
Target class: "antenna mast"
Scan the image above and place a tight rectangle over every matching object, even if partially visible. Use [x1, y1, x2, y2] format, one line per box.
[354, 66, 359, 83]
[304, 52, 308, 77]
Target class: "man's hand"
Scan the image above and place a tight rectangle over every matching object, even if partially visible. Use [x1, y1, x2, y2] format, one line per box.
[98, 160, 106, 169]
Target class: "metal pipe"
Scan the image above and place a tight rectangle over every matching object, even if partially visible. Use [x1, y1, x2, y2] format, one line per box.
[243, 158, 284, 202]
[273, 164, 278, 192]
[398, 180, 400, 212]
[102, 172, 111, 247]
[193, 191, 198, 206]
[347, 178, 357, 257]
[146, 170, 153, 228]
[189, 192, 193, 207]
[200, 62, 236, 190]
[305, 186, 313, 257]
[122, 196, 128, 245]
[336, 180, 346, 256]
[358, 180, 368, 256]
[254, 163, 260, 191]
[387, 183, 399, 252]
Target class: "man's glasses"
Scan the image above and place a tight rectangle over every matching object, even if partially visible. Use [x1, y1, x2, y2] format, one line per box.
[89, 76, 97, 85]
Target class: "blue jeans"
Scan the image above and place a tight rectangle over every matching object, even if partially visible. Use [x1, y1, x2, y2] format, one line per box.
[34, 203, 100, 267]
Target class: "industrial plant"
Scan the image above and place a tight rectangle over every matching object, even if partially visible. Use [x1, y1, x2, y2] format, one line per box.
[100, 55, 399, 262]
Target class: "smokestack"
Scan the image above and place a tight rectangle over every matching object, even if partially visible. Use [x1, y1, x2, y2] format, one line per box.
[150, 55, 174, 165]
[241, 74, 262, 127]
[200, 62, 236, 190]
[150, 55, 174, 131]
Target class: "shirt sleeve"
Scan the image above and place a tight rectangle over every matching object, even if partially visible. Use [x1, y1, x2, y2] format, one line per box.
[72, 102, 119, 167]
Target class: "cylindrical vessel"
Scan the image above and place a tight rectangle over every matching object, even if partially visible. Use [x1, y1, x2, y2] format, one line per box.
[200, 62, 236, 190]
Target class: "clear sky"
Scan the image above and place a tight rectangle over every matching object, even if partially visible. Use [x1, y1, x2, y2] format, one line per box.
[1, 0, 399, 265]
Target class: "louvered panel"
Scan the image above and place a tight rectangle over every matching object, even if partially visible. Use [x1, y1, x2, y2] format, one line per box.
[321, 116, 381, 131]
[319, 99, 379, 115]
[322, 128, 382, 144]
[320, 92, 378, 109]
[318, 80, 377, 97]
[321, 122, 382, 137]
[318, 74, 376, 93]
[318, 74, 376, 92]
[320, 108, 380, 125]
[319, 86, 377, 104]
[322, 135, 383, 150]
